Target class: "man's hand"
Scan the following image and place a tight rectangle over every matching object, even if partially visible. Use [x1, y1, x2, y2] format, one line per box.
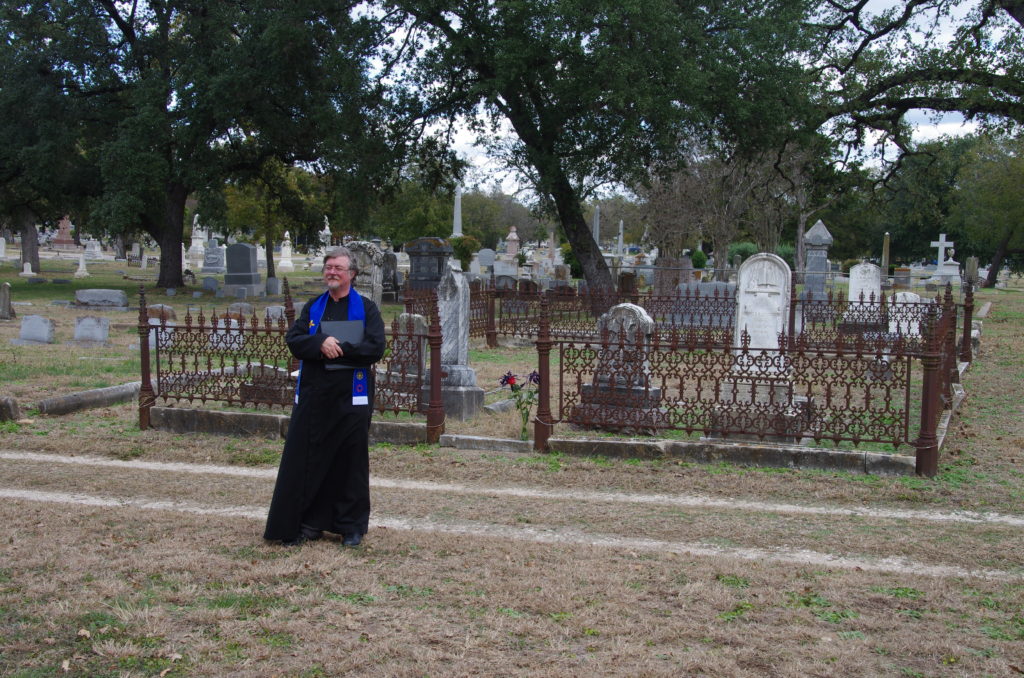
[320, 335, 344, 359]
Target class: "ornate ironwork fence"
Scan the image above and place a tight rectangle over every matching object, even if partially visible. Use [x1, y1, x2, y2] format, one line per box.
[139, 281, 446, 441]
[532, 284, 967, 477]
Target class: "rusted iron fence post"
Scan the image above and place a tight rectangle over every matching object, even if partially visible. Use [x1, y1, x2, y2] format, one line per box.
[534, 295, 553, 451]
[426, 296, 445, 443]
[942, 285, 958, 400]
[915, 303, 941, 477]
[137, 286, 155, 430]
[485, 288, 498, 348]
[960, 280, 974, 364]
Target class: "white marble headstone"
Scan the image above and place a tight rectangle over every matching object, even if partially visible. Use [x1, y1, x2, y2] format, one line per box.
[73, 316, 109, 344]
[848, 262, 882, 304]
[17, 315, 55, 344]
[889, 292, 923, 336]
[734, 253, 791, 351]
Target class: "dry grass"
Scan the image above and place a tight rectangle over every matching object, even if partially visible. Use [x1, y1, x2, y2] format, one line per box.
[2, 263, 1024, 676]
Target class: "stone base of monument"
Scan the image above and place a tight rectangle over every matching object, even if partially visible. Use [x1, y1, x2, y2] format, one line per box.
[421, 365, 484, 421]
[569, 382, 664, 434]
[706, 378, 812, 444]
[223, 283, 266, 298]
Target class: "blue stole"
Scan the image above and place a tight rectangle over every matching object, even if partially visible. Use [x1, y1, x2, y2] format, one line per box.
[294, 288, 368, 405]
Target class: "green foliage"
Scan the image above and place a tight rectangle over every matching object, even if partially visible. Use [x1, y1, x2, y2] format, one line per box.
[449, 235, 481, 270]
[775, 243, 795, 268]
[727, 242, 759, 263]
[561, 244, 583, 278]
[690, 249, 708, 270]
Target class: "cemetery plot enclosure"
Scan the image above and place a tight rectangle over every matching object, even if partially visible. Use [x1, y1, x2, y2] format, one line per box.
[137, 283, 442, 436]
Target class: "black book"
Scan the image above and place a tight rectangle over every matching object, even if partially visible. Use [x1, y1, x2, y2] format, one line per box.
[319, 320, 364, 370]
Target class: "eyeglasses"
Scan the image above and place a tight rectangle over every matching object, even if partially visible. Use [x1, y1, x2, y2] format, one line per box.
[324, 265, 350, 272]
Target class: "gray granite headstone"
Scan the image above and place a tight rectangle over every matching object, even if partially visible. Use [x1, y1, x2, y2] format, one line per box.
[0, 282, 13, 320]
[74, 289, 128, 310]
[15, 315, 55, 344]
[404, 237, 452, 291]
[72, 316, 110, 345]
[265, 305, 287, 322]
[147, 304, 177, 321]
[223, 243, 261, 297]
[227, 302, 255, 317]
[265, 277, 281, 296]
[803, 219, 833, 299]
[202, 277, 219, 292]
[201, 239, 226, 274]
[381, 251, 398, 302]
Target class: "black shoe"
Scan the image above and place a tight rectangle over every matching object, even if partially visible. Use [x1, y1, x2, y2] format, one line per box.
[342, 533, 362, 547]
[281, 534, 308, 547]
[300, 525, 323, 541]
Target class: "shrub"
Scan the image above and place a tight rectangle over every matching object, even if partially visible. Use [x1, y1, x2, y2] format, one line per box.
[727, 241, 758, 265]
[690, 249, 708, 269]
[448, 235, 481, 270]
[775, 243, 795, 268]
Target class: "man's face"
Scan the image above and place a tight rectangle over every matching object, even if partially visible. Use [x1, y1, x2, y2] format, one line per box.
[323, 256, 353, 292]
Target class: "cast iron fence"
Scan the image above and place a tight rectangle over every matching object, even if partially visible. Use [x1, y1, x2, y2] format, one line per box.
[138, 281, 446, 441]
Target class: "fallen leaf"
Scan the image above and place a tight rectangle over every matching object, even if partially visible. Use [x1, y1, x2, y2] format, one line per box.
[168, 652, 182, 661]
[61, 659, 70, 672]
[76, 628, 90, 639]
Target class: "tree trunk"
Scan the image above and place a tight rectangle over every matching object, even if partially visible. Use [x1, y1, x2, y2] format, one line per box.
[984, 228, 1014, 287]
[113, 233, 127, 259]
[548, 174, 613, 290]
[16, 207, 40, 274]
[795, 212, 809, 281]
[265, 232, 276, 280]
[154, 182, 187, 288]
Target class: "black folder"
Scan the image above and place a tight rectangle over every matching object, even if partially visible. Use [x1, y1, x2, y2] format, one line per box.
[319, 320, 364, 370]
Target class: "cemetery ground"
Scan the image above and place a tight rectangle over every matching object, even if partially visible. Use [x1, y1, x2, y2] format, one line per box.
[1, 259, 1023, 676]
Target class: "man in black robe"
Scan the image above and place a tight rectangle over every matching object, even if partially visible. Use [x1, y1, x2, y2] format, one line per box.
[264, 246, 386, 547]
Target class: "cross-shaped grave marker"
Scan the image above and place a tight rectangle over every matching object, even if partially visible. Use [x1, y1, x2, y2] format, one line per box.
[931, 233, 955, 263]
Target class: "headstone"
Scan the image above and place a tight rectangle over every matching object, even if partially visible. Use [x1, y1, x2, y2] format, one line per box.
[889, 292, 923, 336]
[74, 254, 90, 278]
[201, 239, 226, 274]
[15, 315, 55, 344]
[74, 289, 128, 310]
[223, 243, 262, 297]
[72, 316, 110, 345]
[148, 304, 177, 321]
[893, 266, 912, 290]
[227, 302, 255, 318]
[19, 262, 36, 277]
[0, 237, 6, 260]
[571, 303, 661, 432]
[843, 263, 884, 331]
[493, 258, 518, 279]
[84, 239, 103, 260]
[553, 264, 571, 282]
[930, 233, 960, 283]
[847, 262, 882, 304]
[166, 288, 176, 297]
[494, 275, 518, 291]
[53, 216, 76, 250]
[202, 277, 219, 292]
[710, 254, 806, 441]
[469, 252, 481, 275]
[734, 253, 791, 356]
[0, 282, 14, 320]
[139, 251, 148, 269]
[381, 251, 399, 302]
[278, 231, 295, 273]
[431, 267, 483, 420]
[404, 237, 452, 291]
[965, 256, 980, 285]
[346, 241, 385, 307]
[803, 219, 833, 299]
[265, 305, 287, 322]
[477, 248, 496, 270]
[265, 277, 281, 296]
[506, 225, 520, 258]
[616, 220, 624, 257]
